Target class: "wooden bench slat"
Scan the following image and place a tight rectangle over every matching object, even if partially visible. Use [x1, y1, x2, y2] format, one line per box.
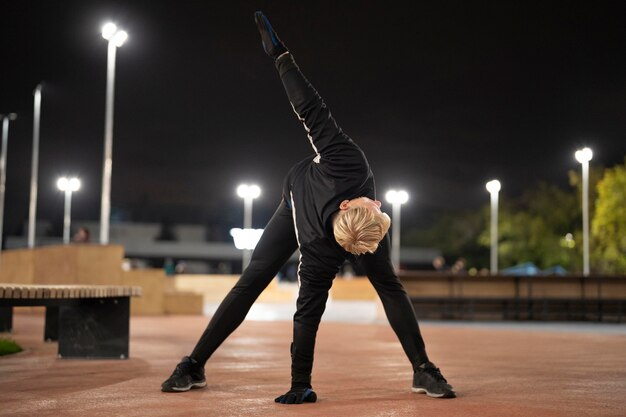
[0, 284, 142, 300]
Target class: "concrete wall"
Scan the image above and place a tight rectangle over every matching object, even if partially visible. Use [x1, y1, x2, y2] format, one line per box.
[1, 245, 123, 285]
[0, 246, 203, 316]
[174, 274, 298, 303]
[174, 274, 385, 302]
[0, 248, 35, 284]
[330, 278, 378, 300]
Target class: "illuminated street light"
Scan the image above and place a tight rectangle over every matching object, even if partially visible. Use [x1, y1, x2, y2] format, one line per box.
[57, 177, 81, 244]
[102, 23, 128, 47]
[100, 22, 128, 245]
[575, 147, 593, 276]
[0, 113, 17, 250]
[486, 179, 501, 274]
[385, 189, 409, 271]
[28, 83, 43, 248]
[237, 184, 261, 270]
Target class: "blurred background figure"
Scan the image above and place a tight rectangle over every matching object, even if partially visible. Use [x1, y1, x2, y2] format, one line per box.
[164, 257, 175, 276]
[72, 226, 90, 243]
[450, 258, 467, 275]
[175, 261, 187, 274]
[432, 255, 448, 272]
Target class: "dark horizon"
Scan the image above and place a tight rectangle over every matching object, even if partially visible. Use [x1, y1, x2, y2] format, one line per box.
[2, 1, 626, 241]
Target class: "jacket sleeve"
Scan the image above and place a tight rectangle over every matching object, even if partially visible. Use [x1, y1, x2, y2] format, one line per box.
[275, 53, 367, 176]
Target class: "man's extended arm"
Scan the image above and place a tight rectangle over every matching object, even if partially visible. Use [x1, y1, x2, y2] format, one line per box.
[255, 11, 361, 165]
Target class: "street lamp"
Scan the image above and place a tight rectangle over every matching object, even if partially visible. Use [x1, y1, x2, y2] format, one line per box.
[575, 147, 593, 276]
[237, 184, 261, 270]
[385, 189, 409, 271]
[28, 84, 43, 248]
[485, 179, 501, 275]
[0, 113, 17, 250]
[57, 177, 81, 244]
[100, 22, 128, 245]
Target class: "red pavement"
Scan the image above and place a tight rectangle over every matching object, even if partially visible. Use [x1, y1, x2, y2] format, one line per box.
[1, 312, 625, 417]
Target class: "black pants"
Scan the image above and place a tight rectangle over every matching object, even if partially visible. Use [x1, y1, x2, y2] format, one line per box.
[357, 235, 430, 372]
[289, 234, 430, 388]
[190, 200, 297, 364]
[189, 201, 429, 382]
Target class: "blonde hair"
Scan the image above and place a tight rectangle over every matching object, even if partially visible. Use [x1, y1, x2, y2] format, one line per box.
[333, 206, 391, 255]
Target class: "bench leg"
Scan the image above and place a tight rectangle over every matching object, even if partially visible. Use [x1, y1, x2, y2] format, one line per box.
[44, 306, 59, 342]
[58, 297, 130, 359]
[0, 307, 12, 333]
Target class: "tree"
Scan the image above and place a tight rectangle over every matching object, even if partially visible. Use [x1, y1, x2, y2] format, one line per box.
[591, 157, 626, 274]
[404, 173, 613, 273]
[404, 209, 488, 268]
[479, 182, 580, 271]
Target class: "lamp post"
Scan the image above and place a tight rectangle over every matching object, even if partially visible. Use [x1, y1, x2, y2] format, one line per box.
[237, 184, 261, 270]
[100, 22, 128, 245]
[385, 189, 409, 271]
[57, 177, 81, 244]
[0, 113, 17, 250]
[575, 147, 593, 276]
[28, 84, 43, 248]
[485, 179, 501, 275]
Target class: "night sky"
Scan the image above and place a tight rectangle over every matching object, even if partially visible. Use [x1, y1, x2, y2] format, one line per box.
[2, 1, 626, 240]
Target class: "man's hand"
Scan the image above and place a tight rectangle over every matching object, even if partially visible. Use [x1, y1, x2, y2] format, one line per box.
[254, 11, 288, 59]
[274, 387, 317, 404]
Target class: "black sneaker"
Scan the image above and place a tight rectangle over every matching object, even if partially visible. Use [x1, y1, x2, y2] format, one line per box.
[161, 356, 207, 392]
[412, 362, 456, 398]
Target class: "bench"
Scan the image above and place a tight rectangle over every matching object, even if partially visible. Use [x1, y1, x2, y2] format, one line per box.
[0, 284, 141, 359]
[410, 296, 626, 322]
[402, 274, 626, 323]
[411, 296, 522, 320]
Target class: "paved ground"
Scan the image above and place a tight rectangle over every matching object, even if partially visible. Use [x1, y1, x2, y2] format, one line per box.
[1, 304, 626, 417]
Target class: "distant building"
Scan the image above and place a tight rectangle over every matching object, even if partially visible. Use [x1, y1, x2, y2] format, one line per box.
[6, 221, 440, 274]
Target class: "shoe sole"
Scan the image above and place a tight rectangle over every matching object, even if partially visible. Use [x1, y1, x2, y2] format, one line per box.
[412, 387, 456, 398]
[162, 381, 207, 393]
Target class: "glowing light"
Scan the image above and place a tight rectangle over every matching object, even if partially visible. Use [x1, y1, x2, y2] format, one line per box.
[230, 228, 264, 250]
[112, 30, 128, 47]
[385, 189, 409, 204]
[486, 179, 501, 194]
[102, 23, 117, 40]
[57, 177, 81, 192]
[575, 147, 593, 163]
[102, 22, 127, 47]
[237, 184, 261, 199]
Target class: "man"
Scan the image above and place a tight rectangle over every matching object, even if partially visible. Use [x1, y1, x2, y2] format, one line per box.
[161, 11, 455, 403]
